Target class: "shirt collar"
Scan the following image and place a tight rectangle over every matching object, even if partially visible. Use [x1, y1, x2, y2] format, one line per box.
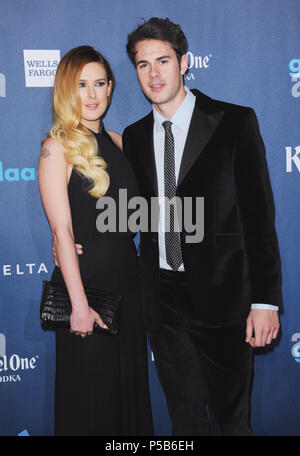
[153, 87, 196, 133]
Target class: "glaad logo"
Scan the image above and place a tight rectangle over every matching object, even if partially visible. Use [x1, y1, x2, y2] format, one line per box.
[23, 50, 60, 87]
[185, 51, 212, 81]
[18, 430, 30, 436]
[291, 333, 300, 363]
[285, 146, 300, 173]
[289, 58, 300, 98]
[0, 73, 6, 98]
[0, 333, 39, 383]
[0, 161, 36, 182]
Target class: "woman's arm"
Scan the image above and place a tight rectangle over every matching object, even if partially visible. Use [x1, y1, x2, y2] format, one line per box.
[38, 138, 107, 334]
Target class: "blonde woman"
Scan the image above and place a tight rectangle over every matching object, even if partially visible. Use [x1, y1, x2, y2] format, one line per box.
[38, 46, 153, 436]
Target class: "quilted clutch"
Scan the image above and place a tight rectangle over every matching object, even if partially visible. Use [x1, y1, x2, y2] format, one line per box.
[40, 280, 122, 335]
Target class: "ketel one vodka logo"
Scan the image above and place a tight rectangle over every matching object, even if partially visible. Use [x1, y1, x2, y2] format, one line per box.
[185, 51, 212, 81]
[0, 333, 39, 383]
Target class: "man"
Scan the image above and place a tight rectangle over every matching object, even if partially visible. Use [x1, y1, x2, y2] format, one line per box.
[122, 17, 282, 435]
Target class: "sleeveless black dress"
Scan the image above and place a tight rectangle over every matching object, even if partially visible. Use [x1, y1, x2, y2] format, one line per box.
[52, 127, 153, 436]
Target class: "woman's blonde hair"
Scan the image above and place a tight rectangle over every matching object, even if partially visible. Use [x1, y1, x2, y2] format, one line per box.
[45, 45, 114, 198]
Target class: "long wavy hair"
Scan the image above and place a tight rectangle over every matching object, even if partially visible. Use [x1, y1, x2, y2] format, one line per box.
[45, 45, 114, 198]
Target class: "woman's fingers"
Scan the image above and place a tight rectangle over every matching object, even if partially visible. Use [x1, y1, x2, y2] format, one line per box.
[94, 312, 109, 330]
[70, 308, 109, 336]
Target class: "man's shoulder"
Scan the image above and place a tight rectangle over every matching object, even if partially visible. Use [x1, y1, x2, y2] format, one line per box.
[191, 88, 254, 116]
[123, 111, 153, 137]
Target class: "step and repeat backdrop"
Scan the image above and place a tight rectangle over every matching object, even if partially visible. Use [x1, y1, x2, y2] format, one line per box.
[0, 0, 300, 436]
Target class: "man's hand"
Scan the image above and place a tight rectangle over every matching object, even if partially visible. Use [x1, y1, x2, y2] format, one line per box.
[52, 239, 83, 267]
[246, 309, 280, 348]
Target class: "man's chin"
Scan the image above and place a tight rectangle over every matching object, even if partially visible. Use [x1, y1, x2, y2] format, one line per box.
[148, 94, 168, 105]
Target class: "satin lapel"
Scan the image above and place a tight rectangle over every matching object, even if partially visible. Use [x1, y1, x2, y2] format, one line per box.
[177, 104, 224, 188]
[138, 113, 158, 196]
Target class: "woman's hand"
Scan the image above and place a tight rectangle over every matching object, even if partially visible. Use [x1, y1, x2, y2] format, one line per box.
[70, 305, 108, 336]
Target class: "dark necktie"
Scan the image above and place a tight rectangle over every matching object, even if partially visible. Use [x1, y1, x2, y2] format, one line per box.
[162, 120, 183, 271]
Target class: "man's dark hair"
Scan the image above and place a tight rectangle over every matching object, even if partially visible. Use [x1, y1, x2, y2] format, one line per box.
[126, 17, 188, 66]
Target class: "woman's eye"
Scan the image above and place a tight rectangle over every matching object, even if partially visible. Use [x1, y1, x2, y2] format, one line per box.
[95, 81, 106, 87]
[78, 82, 86, 88]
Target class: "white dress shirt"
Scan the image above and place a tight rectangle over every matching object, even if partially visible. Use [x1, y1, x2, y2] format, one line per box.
[152, 87, 278, 311]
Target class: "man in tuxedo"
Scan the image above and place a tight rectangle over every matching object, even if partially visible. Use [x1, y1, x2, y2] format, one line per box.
[123, 17, 282, 435]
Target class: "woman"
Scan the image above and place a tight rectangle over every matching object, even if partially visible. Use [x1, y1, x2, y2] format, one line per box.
[38, 46, 153, 436]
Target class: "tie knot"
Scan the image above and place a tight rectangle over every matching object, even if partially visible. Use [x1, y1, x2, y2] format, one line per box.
[162, 120, 172, 132]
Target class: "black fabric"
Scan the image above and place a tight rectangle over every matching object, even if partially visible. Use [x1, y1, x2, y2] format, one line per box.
[123, 89, 283, 329]
[122, 88, 282, 435]
[148, 269, 253, 436]
[52, 127, 153, 436]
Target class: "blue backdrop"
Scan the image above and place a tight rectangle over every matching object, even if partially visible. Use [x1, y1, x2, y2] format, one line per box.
[0, 0, 299, 436]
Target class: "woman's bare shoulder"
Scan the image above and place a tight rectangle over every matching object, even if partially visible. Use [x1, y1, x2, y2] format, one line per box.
[40, 137, 65, 159]
[107, 130, 123, 150]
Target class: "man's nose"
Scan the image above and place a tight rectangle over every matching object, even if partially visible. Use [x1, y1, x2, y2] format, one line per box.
[150, 65, 160, 78]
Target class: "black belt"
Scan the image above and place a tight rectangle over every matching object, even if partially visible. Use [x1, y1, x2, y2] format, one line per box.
[160, 268, 187, 282]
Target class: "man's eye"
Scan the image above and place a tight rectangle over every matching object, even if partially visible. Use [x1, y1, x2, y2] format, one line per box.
[160, 59, 168, 64]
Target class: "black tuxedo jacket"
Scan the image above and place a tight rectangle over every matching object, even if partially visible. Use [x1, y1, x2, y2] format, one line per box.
[123, 89, 283, 329]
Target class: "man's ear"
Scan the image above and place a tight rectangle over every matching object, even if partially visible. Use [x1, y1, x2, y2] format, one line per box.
[180, 54, 189, 76]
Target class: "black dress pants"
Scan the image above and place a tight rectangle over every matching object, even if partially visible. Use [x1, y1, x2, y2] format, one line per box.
[148, 269, 253, 436]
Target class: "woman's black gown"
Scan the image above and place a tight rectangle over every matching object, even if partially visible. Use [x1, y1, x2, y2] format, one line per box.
[52, 127, 153, 436]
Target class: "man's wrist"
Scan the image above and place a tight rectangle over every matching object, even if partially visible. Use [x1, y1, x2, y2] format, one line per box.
[251, 303, 279, 311]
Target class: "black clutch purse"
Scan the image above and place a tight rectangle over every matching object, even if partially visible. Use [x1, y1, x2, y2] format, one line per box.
[40, 280, 122, 335]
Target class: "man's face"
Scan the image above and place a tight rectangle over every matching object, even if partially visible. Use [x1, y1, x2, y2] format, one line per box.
[134, 39, 188, 116]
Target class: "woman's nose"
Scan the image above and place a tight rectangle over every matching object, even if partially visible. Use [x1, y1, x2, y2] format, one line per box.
[88, 86, 96, 98]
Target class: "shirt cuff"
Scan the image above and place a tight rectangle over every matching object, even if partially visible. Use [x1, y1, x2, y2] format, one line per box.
[251, 303, 279, 311]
